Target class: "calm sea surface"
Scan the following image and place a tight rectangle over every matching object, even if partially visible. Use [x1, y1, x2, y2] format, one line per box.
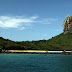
[0, 54, 72, 72]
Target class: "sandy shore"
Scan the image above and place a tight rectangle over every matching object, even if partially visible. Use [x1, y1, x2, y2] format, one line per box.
[7, 50, 70, 53]
[2, 50, 72, 54]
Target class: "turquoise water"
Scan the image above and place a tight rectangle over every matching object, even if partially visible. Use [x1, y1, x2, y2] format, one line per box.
[0, 54, 72, 72]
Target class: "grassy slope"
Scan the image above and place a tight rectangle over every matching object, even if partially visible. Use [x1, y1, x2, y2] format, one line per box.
[47, 33, 72, 50]
[0, 37, 24, 50]
[0, 32, 72, 50]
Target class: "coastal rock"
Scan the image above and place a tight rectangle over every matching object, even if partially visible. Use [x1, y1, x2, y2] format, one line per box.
[63, 14, 72, 34]
[0, 48, 2, 53]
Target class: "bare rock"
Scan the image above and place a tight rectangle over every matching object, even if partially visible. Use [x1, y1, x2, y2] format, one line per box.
[63, 14, 72, 34]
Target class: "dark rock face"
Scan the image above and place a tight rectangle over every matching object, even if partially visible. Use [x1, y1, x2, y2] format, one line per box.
[63, 14, 72, 34]
[0, 49, 2, 53]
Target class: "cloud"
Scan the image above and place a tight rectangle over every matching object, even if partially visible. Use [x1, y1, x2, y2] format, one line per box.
[19, 27, 25, 30]
[36, 18, 58, 24]
[0, 16, 38, 30]
[0, 15, 57, 30]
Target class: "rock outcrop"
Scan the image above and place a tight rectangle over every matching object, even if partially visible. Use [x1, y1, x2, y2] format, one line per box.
[63, 14, 72, 34]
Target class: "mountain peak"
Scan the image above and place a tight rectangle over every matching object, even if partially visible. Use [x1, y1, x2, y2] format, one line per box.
[63, 14, 72, 34]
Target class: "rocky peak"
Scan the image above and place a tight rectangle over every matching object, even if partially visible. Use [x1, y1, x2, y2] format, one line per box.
[65, 14, 71, 19]
[63, 14, 72, 34]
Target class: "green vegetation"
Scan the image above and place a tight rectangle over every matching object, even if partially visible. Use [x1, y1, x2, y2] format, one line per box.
[0, 37, 24, 50]
[0, 32, 72, 51]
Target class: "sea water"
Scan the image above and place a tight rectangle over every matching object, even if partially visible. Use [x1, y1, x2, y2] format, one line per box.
[0, 54, 72, 72]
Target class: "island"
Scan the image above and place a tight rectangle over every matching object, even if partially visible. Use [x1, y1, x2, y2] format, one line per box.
[0, 14, 72, 54]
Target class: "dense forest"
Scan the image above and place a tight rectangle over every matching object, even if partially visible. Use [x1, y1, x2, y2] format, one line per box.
[0, 32, 72, 51]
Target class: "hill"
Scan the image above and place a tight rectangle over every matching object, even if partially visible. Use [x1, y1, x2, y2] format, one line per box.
[18, 33, 72, 51]
[46, 33, 72, 50]
[0, 33, 72, 51]
[0, 37, 24, 50]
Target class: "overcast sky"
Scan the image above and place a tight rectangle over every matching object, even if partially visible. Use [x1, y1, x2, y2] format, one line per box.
[0, 0, 72, 41]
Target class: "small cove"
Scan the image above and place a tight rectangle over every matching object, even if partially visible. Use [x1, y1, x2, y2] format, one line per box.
[0, 54, 72, 72]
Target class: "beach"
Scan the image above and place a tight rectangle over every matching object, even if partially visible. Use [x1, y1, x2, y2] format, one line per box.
[8, 50, 63, 53]
[2, 50, 71, 54]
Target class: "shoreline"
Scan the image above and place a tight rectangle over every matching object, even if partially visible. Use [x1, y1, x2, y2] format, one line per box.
[1, 50, 72, 55]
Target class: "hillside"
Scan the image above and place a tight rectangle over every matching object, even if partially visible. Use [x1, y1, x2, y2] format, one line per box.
[0, 33, 72, 51]
[0, 37, 24, 50]
[19, 33, 72, 51]
[47, 33, 72, 50]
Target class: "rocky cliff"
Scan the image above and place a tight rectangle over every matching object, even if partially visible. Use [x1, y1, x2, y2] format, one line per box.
[63, 14, 72, 34]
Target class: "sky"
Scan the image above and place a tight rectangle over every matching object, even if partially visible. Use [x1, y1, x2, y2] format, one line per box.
[0, 0, 72, 41]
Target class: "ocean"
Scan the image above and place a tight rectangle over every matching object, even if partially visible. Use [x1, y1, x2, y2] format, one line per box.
[0, 54, 72, 72]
